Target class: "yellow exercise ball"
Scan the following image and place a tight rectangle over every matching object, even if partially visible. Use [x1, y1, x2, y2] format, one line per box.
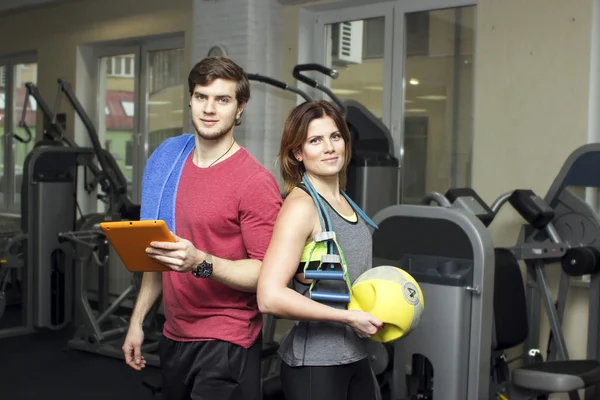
[348, 265, 424, 343]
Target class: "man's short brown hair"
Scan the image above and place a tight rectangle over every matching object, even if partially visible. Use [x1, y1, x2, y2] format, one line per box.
[187, 56, 251, 105]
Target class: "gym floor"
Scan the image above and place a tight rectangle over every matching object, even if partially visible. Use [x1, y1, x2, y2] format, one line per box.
[0, 301, 293, 400]
[0, 303, 161, 400]
[0, 327, 161, 399]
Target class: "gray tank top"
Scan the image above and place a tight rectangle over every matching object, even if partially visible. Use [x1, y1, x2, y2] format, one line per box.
[277, 197, 373, 367]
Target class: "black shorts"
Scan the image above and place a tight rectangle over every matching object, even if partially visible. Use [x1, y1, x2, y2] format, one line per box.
[280, 357, 379, 400]
[159, 335, 262, 400]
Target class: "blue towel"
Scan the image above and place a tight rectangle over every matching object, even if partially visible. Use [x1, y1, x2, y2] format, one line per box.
[139, 134, 196, 234]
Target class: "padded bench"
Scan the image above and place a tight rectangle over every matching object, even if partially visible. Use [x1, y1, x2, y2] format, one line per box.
[492, 248, 600, 399]
[513, 360, 600, 394]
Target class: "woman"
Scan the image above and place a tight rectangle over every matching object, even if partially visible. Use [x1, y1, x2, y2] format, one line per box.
[257, 100, 382, 400]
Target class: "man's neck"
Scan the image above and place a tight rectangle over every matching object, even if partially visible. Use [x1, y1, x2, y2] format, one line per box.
[193, 132, 239, 168]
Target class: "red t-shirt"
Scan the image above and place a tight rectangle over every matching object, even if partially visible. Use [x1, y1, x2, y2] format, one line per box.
[161, 147, 282, 348]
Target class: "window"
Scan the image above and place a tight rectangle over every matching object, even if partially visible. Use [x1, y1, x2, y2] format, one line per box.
[96, 38, 185, 206]
[121, 101, 135, 117]
[106, 56, 135, 78]
[148, 48, 184, 94]
[326, 17, 386, 119]
[0, 56, 37, 212]
[311, 1, 476, 210]
[363, 18, 385, 60]
[402, 7, 476, 202]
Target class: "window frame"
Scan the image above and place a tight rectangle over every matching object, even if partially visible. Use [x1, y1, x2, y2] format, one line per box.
[0, 52, 37, 215]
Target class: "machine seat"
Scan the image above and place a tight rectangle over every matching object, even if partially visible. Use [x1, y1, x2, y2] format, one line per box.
[513, 360, 600, 392]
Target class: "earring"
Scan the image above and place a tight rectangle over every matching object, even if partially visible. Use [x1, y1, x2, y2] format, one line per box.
[297, 157, 302, 162]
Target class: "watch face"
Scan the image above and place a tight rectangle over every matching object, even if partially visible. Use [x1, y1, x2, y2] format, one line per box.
[195, 261, 213, 278]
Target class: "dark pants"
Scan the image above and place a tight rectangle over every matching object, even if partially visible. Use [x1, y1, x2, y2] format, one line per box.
[280, 357, 379, 400]
[159, 336, 262, 400]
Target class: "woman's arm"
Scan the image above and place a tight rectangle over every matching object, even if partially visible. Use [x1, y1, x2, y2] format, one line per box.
[257, 193, 382, 336]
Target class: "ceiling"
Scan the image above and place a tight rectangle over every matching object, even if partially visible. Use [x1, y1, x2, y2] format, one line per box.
[0, 0, 79, 14]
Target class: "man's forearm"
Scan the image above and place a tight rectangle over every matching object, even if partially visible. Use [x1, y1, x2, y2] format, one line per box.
[209, 257, 261, 293]
[130, 271, 163, 327]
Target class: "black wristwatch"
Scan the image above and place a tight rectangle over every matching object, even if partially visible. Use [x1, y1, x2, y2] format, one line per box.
[192, 254, 213, 278]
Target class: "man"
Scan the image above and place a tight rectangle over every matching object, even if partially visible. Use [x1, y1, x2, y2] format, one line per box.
[121, 56, 283, 400]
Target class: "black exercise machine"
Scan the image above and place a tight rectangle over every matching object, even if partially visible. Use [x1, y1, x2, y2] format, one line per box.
[0, 80, 98, 338]
[37, 79, 162, 364]
[0, 78, 162, 366]
[440, 187, 600, 399]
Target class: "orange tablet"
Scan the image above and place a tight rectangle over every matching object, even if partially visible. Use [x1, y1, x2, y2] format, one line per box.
[99, 220, 174, 272]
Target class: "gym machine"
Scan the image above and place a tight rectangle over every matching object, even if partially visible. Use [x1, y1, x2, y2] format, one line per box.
[31, 79, 140, 221]
[56, 221, 162, 367]
[370, 199, 495, 400]
[442, 187, 600, 399]
[369, 181, 600, 400]
[0, 145, 95, 339]
[0, 79, 106, 339]
[0, 78, 159, 365]
[249, 63, 400, 217]
[507, 143, 600, 400]
[28, 79, 163, 363]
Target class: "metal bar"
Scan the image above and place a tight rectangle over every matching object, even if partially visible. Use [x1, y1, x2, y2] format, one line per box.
[96, 285, 135, 325]
[100, 326, 129, 341]
[490, 192, 513, 214]
[545, 223, 563, 245]
[421, 192, 452, 207]
[586, 271, 600, 399]
[535, 262, 580, 400]
[547, 271, 569, 362]
[524, 261, 541, 359]
[536, 262, 569, 359]
[450, 7, 462, 187]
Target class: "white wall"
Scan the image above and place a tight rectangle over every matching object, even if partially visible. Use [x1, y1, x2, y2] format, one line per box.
[0, 0, 192, 298]
[0, 0, 192, 144]
[191, 0, 286, 183]
[473, 0, 593, 366]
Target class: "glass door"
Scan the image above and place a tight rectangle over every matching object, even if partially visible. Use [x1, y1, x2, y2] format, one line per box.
[0, 54, 37, 214]
[394, 2, 477, 203]
[312, 3, 394, 126]
[310, 0, 477, 205]
[97, 48, 139, 209]
[0, 56, 36, 336]
[95, 39, 184, 297]
[143, 46, 186, 160]
[96, 38, 185, 207]
[0, 64, 5, 209]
